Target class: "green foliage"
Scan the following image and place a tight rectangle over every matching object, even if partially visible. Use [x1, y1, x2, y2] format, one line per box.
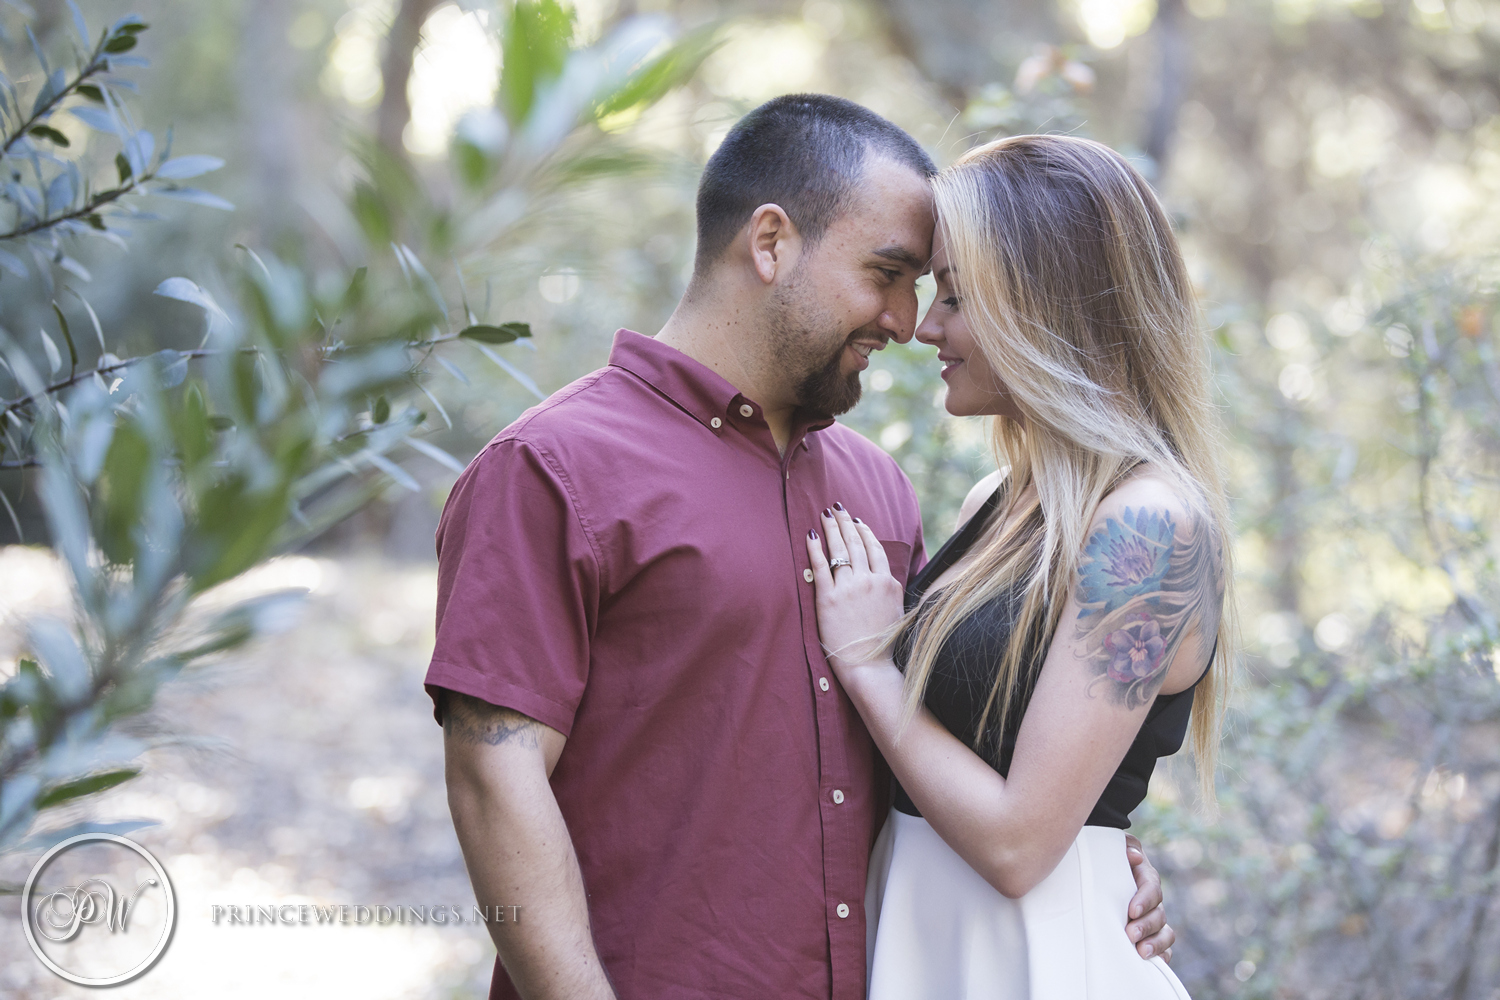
[1122, 257, 1500, 998]
[35, 767, 139, 808]
[0, 12, 231, 294]
[0, 2, 708, 856]
[501, 0, 575, 125]
[459, 322, 532, 344]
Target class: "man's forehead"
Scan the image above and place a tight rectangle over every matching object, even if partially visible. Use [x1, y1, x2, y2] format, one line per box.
[839, 160, 934, 260]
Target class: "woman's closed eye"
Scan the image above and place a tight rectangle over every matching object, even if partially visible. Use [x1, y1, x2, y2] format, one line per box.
[942, 296, 961, 310]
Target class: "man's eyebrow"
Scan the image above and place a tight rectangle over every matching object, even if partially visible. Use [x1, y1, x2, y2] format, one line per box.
[870, 244, 925, 269]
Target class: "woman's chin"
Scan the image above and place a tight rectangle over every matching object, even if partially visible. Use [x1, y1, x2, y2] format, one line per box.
[943, 394, 983, 417]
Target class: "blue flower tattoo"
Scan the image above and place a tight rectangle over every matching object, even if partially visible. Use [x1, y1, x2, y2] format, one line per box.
[1076, 507, 1176, 618]
[1073, 504, 1224, 709]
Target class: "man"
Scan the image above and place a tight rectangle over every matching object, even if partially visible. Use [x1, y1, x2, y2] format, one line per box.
[426, 94, 1174, 1000]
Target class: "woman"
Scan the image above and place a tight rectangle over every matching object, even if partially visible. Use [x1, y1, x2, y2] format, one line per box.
[805, 135, 1234, 999]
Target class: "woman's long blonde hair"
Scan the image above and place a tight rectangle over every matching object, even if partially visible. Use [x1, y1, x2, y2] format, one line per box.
[900, 134, 1237, 799]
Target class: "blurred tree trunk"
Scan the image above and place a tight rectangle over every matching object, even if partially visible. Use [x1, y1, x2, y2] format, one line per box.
[867, 0, 1058, 106]
[239, 0, 299, 242]
[1143, 0, 1187, 176]
[377, 0, 443, 160]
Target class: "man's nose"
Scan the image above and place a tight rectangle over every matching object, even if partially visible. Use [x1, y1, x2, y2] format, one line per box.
[880, 300, 918, 343]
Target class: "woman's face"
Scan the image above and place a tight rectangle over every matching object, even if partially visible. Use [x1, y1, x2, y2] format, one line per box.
[915, 239, 1025, 420]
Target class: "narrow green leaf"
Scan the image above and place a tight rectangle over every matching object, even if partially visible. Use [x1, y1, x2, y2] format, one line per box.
[458, 322, 532, 344]
[342, 266, 368, 311]
[68, 290, 106, 353]
[501, 0, 574, 124]
[0, 488, 22, 543]
[406, 436, 467, 473]
[97, 421, 151, 565]
[39, 329, 61, 377]
[104, 34, 138, 53]
[36, 768, 141, 809]
[115, 151, 132, 183]
[178, 383, 211, 467]
[28, 124, 70, 147]
[77, 84, 104, 103]
[51, 301, 78, 376]
[594, 27, 723, 120]
[373, 395, 390, 424]
[471, 341, 545, 399]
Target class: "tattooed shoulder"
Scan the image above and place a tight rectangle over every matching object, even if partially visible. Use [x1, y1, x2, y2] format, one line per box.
[1072, 499, 1224, 709]
[442, 690, 542, 748]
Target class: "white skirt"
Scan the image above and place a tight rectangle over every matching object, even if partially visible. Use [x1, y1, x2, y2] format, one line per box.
[865, 809, 1192, 1000]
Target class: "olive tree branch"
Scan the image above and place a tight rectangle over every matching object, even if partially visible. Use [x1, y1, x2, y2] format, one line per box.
[0, 173, 153, 242]
[0, 30, 115, 158]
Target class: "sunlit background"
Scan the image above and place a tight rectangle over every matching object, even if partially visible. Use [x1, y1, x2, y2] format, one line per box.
[2, 0, 1499, 997]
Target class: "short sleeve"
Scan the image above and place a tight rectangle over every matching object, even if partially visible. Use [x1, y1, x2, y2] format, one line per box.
[424, 438, 601, 736]
[907, 515, 927, 581]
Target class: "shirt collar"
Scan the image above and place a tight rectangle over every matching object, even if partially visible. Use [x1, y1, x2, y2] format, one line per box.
[608, 329, 834, 447]
[608, 330, 742, 430]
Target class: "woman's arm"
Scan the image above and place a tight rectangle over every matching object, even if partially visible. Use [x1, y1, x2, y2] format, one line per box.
[807, 481, 1220, 900]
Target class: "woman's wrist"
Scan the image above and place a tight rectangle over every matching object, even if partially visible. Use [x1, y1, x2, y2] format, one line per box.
[835, 656, 903, 705]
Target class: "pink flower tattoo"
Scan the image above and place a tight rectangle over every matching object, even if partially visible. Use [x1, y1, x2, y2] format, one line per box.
[1104, 614, 1168, 684]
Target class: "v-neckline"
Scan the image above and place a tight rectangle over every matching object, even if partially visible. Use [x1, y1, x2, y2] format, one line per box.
[906, 485, 1007, 610]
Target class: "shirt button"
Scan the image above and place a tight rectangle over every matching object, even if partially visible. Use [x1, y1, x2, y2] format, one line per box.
[832, 789, 845, 804]
[803, 568, 814, 583]
[836, 903, 850, 919]
[818, 677, 830, 692]
[739, 403, 754, 418]
[710, 417, 722, 429]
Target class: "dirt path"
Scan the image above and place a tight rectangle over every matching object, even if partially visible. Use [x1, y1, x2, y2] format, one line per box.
[0, 550, 494, 999]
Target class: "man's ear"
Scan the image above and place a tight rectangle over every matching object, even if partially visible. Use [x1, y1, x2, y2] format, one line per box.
[746, 203, 799, 285]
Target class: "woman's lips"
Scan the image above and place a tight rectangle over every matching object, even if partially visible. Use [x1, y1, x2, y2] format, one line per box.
[940, 358, 962, 380]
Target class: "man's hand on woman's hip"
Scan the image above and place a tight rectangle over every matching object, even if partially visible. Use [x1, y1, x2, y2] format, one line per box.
[1126, 834, 1176, 963]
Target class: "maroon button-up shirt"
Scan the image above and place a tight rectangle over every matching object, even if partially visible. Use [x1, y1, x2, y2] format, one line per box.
[426, 330, 925, 1000]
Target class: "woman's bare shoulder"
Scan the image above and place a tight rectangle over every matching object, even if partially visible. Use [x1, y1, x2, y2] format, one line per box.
[1097, 466, 1204, 522]
[956, 469, 1008, 528]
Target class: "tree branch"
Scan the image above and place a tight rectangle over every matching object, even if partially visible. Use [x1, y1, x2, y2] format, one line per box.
[0, 174, 148, 242]
[0, 347, 253, 413]
[0, 31, 113, 158]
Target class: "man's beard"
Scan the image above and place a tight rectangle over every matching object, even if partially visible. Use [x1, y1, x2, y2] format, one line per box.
[770, 273, 863, 421]
[794, 345, 862, 420]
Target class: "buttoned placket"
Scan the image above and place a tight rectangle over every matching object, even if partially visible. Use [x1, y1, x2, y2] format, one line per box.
[722, 394, 863, 1000]
[781, 427, 863, 1000]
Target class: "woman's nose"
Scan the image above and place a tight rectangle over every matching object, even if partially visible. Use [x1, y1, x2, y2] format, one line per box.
[914, 313, 942, 345]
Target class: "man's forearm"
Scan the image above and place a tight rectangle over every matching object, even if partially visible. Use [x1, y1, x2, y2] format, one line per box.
[444, 695, 614, 1000]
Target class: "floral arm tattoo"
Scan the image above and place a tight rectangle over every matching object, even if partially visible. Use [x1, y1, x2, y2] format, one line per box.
[1073, 506, 1224, 709]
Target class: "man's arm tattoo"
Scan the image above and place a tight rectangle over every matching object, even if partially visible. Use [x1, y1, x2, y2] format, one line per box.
[1072, 505, 1224, 709]
[443, 691, 542, 748]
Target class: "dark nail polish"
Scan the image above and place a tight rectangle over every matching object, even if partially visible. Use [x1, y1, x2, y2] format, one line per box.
[808, 529, 818, 539]
[853, 517, 863, 524]
[834, 502, 845, 512]
[823, 508, 833, 517]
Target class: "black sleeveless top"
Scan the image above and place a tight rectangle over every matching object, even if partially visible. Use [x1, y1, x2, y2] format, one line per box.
[891, 487, 1202, 829]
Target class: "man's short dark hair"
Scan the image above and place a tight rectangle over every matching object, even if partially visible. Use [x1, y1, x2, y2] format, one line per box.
[693, 94, 937, 270]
